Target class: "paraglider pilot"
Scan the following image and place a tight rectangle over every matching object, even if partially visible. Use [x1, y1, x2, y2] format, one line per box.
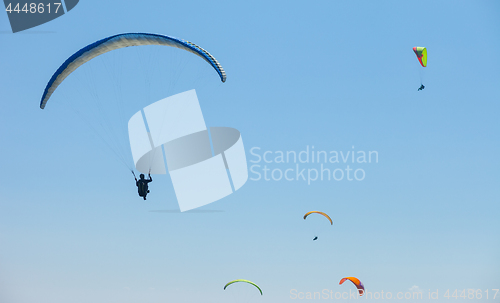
[418, 84, 425, 91]
[135, 173, 153, 200]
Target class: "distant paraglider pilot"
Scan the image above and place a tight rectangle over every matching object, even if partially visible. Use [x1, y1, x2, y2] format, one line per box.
[418, 84, 425, 91]
[313, 236, 318, 241]
[135, 173, 153, 200]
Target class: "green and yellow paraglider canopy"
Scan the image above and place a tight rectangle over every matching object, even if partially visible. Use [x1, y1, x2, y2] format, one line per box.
[413, 46, 427, 67]
[224, 279, 263, 295]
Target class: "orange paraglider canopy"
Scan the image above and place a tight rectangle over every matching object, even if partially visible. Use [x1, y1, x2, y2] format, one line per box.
[303, 211, 333, 225]
[339, 277, 365, 296]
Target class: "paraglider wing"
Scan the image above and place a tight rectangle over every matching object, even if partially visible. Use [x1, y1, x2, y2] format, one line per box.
[303, 211, 333, 225]
[224, 279, 263, 295]
[412, 46, 427, 67]
[40, 33, 226, 109]
[339, 277, 365, 296]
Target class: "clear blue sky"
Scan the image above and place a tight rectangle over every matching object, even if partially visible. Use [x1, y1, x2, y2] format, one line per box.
[1, 1, 499, 302]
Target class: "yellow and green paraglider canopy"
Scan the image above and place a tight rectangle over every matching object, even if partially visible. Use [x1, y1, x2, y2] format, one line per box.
[413, 46, 427, 67]
[224, 279, 263, 295]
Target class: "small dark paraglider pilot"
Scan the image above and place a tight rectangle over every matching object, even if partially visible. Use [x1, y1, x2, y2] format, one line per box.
[313, 236, 318, 241]
[418, 84, 425, 91]
[134, 173, 153, 200]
